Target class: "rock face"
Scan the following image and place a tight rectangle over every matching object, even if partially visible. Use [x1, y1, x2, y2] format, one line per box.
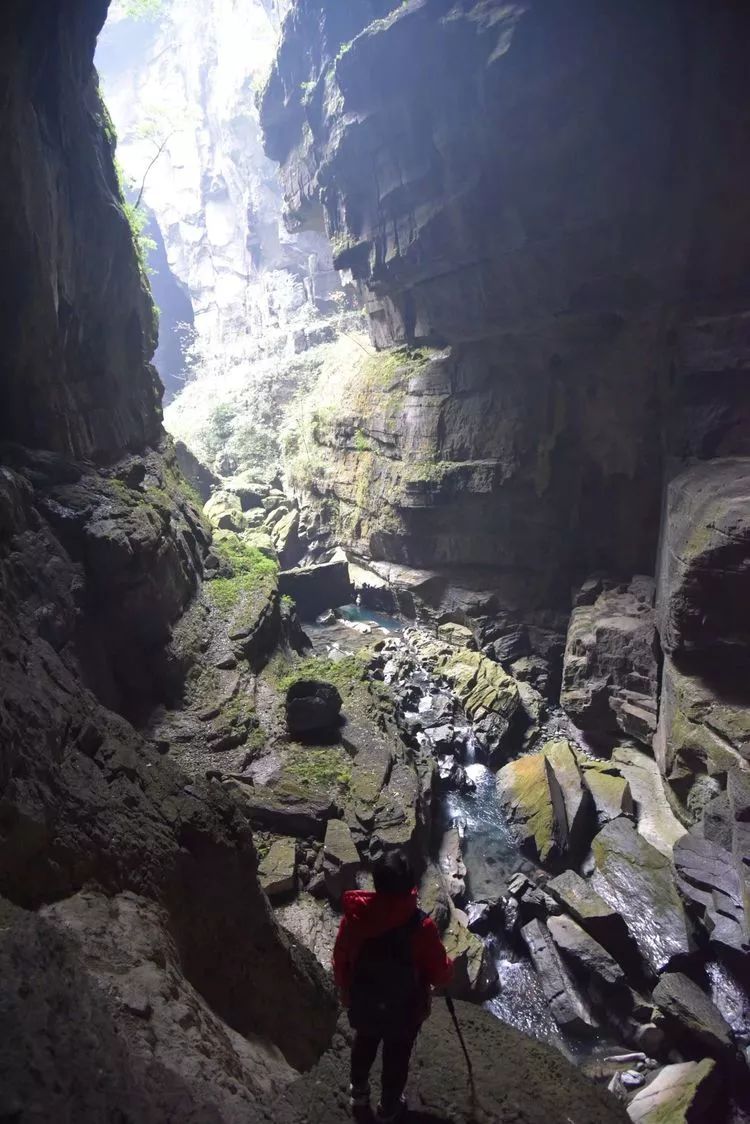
[561, 577, 659, 743]
[656, 459, 750, 662]
[261, 0, 750, 604]
[626, 1059, 718, 1124]
[0, 0, 339, 1106]
[0, 0, 161, 461]
[521, 918, 598, 1036]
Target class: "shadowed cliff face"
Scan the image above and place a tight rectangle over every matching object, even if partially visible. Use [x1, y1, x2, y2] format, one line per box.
[0, 0, 161, 461]
[260, 0, 750, 603]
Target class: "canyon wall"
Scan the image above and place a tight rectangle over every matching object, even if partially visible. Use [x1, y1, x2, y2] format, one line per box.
[97, 0, 340, 395]
[0, 0, 338, 1109]
[261, 0, 750, 607]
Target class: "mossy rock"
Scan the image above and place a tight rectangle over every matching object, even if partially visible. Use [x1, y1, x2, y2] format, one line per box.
[496, 753, 559, 863]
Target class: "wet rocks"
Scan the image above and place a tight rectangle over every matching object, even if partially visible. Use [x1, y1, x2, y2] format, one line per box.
[626, 1058, 718, 1124]
[547, 870, 633, 955]
[543, 738, 592, 855]
[521, 918, 598, 1036]
[259, 838, 297, 899]
[653, 973, 734, 1057]
[547, 914, 625, 989]
[439, 823, 467, 905]
[591, 819, 694, 976]
[285, 680, 342, 739]
[278, 560, 353, 620]
[561, 577, 659, 745]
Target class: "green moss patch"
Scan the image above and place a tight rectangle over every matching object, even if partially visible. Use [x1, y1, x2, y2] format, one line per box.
[282, 744, 353, 793]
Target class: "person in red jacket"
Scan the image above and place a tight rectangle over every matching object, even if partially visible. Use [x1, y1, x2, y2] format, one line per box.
[333, 852, 453, 1122]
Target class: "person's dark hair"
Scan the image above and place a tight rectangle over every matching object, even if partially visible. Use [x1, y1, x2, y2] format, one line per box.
[372, 852, 415, 896]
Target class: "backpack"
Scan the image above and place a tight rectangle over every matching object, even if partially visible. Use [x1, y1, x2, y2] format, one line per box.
[348, 910, 425, 1034]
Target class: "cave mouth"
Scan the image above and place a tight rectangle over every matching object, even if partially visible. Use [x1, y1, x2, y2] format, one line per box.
[1, 1, 749, 1120]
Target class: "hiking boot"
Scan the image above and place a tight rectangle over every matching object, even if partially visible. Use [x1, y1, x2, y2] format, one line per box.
[349, 1082, 370, 1110]
[375, 1096, 406, 1122]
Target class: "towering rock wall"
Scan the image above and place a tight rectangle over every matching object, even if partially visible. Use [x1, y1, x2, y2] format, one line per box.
[97, 0, 339, 371]
[261, 0, 750, 606]
[0, 0, 339, 1105]
[0, 0, 161, 461]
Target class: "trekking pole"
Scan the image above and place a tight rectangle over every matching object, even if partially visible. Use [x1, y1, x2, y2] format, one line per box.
[445, 995, 477, 1101]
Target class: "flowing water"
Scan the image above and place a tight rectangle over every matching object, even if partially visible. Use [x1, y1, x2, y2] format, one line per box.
[310, 606, 618, 1062]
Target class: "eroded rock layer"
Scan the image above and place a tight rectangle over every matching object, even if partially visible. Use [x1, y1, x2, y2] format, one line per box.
[261, 0, 750, 602]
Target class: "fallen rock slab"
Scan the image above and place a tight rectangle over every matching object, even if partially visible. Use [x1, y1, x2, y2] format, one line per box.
[546, 869, 633, 954]
[626, 1058, 718, 1124]
[547, 914, 625, 989]
[225, 779, 337, 840]
[521, 918, 598, 1036]
[612, 745, 686, 858]
[582, 760, 634, 825]
[322, 819, 360, 903]
[496, 753, 561, 864]
[543, 738, 592, 854]
[591, 818, 694, 975]
[259, 838, 297, 899]
[653, 972, 734, 1056]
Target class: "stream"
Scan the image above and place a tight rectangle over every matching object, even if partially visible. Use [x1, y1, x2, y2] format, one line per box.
[309, 603, 620, 1065]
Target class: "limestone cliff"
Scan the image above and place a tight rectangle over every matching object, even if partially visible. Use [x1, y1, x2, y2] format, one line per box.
[261, 0, 750, 605]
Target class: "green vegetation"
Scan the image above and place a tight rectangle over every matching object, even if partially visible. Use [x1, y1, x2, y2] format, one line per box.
[274, 654, 367, 698]
[353, 429, 369, 452]
[206, 539, 279, 614]
[283, 745, 353, 792]
[122, 0, 165, 20]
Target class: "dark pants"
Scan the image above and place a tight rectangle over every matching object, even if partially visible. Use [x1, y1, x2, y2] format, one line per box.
[351, 1030, 417, 1111]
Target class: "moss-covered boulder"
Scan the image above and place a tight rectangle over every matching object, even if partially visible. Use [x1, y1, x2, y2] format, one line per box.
[496, 753, 560, 864]
[626, 1058, 718, 1124]
[204, 490, 246, 532]
[258, 837, 297, 899]
[581, 760, 634, 825]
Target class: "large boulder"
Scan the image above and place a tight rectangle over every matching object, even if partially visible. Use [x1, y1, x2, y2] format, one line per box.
[652, 972, 734, 1056]
[547, 914, 625, 990]
[496, 753, 560, 864]
[520, 918, 598, 1036]
[591, 818, 694, 975]
[204, 490, 246, 532]
[656, 459, 750, 659]
[543, 739, 592, 855]
[259, 838, 297, 899]
[561, 577, 659, 744]
[443, 911, 499, 1001]
[626, 1059, 718, 1124]
[322, 819, 360, 903]
[278, 561, 353, 620]
[580, 759, 634, 826]
[285, 680, 343, 739]
[225, 778, 338, 840]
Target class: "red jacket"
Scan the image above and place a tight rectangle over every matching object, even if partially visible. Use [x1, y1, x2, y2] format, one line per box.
[333, 888, 453, 1022]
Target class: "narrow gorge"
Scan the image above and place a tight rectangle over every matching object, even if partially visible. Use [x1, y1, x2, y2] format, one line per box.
[1, 2, 749, 1123]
